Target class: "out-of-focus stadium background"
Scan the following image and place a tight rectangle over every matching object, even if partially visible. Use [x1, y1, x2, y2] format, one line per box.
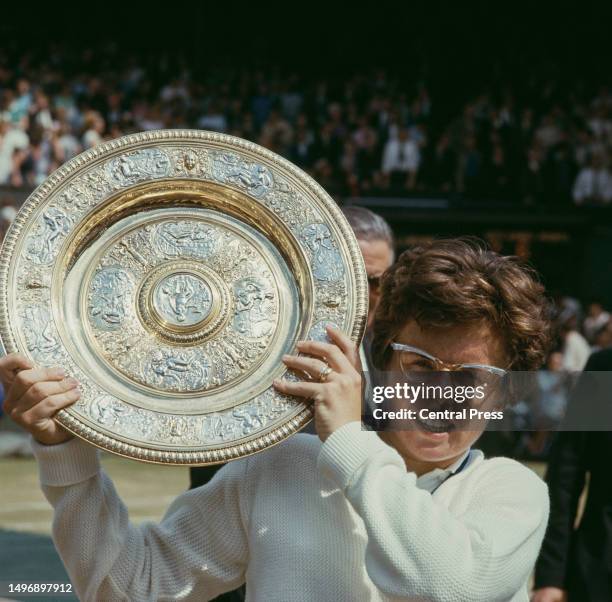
[1, 4, 612, 302]
[0, 3, 610, 599]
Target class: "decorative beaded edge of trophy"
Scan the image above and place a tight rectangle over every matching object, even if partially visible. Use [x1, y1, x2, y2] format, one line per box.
[54, 404, 315, 465]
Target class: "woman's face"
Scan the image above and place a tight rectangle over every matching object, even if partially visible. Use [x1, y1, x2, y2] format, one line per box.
[379, 319, 508, 473]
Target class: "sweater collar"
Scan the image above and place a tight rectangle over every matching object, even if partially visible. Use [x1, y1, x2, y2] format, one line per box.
[415, 448, 479, 493]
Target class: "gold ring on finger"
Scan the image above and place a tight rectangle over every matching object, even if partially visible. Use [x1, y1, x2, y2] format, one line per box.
[318, 364, 333, 383]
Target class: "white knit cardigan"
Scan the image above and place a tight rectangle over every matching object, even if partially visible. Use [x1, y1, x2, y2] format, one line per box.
[33, 421, 549, 602]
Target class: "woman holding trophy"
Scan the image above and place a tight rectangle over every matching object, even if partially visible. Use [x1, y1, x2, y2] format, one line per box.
[0, 237, 551, 601]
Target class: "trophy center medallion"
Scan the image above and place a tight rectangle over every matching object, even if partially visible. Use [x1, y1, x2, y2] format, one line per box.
[134, 259, 232, 346]
[152, 272, 213, 329]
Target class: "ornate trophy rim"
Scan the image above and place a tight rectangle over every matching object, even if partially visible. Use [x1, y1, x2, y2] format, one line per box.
[0, 129, 368, 464]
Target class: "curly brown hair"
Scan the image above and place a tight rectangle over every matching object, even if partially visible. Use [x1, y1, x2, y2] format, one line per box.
[370, 237, 552, 371]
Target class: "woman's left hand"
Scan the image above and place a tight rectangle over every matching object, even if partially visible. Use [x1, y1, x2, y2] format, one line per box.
[273, 325, 362, 442]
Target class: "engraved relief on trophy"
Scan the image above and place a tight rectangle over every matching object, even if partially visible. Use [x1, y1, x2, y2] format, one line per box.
[152, 273, 213, 327]
[153, 221, 220, 260]
[232, 277, 276, 339]
[300, 223, 345, 282]
[20, 305, 61, 361]
[88, 267, 135, 331]
[143, 349, 211, 392]
[25, 207, 73, 265]
[212, 152, 274, 198]
[106, 148, 172, 187]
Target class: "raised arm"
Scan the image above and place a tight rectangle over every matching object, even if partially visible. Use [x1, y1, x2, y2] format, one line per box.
[0, 355, 249, 602]
[318, 422, 549, 601]
[33, 439, 248, 602]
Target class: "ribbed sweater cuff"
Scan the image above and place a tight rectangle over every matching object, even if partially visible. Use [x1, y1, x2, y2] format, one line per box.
[31, 436, 101, 486]
[317, 421, 388, 489]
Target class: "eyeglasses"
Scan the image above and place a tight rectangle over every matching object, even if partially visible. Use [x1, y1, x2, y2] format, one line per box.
[390, 342, 507, 376]
[390, 341, 507, 389]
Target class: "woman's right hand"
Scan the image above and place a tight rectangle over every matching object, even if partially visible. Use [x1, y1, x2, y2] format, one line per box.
[531, 587, 568, 602]
[1, 353, 81, 445]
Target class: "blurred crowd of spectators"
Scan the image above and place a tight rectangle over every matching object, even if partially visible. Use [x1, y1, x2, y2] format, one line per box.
[1, 43, 612, 205]
[553, 296, 612, 369]
[482, 295, 611, 460]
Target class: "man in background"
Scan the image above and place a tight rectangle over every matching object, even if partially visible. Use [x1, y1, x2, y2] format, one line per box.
[381, 127, 421, 192]
[583, 299, 610, 344]
[341, 205, 395, 332]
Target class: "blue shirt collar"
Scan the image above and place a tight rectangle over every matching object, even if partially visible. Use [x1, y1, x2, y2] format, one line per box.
[416, 448, 474, 493]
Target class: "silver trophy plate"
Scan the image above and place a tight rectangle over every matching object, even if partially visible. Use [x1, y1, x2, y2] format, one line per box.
[0, 130, 367, 464]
